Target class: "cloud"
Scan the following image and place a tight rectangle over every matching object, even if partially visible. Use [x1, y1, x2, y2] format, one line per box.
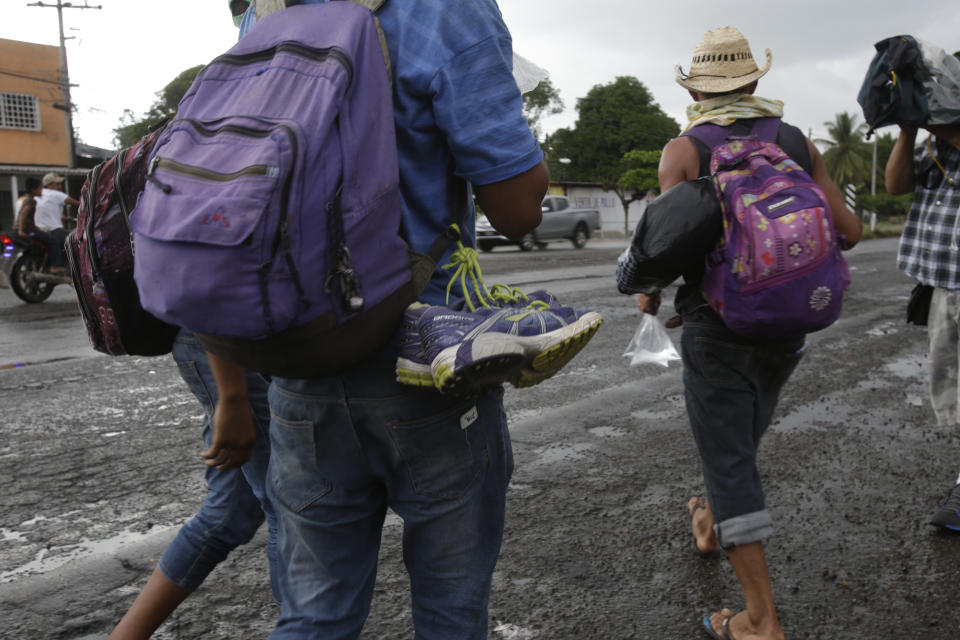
[2, 0, 956, 149]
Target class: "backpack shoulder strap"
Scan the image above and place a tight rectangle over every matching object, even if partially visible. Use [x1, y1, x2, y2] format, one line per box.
[681, 123, 730, 150]
[341, 0, 392, 85]
[749, 117, 781, 143]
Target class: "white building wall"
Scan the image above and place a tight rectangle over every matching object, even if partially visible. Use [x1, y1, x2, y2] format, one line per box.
[562, 185, 650, 237]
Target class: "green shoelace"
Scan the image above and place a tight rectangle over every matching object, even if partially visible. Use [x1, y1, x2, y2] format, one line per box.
[440, 224, 541, 311]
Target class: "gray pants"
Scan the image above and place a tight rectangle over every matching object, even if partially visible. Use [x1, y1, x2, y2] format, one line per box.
[928, 287, 960, 425]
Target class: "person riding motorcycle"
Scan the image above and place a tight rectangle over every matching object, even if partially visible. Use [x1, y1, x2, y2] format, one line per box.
[14, 177, 67, 275]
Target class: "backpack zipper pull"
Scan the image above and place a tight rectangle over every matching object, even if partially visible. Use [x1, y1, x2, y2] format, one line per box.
[146, 156, 173, 194]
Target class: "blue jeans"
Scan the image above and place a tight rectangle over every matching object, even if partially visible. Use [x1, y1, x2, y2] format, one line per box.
[267, 361, 513, 639]
[681, 308, 803, 548]
[159, 329, 280, 600]
[26, 228, 64, 267]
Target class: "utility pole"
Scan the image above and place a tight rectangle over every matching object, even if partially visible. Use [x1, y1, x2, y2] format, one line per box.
[27, 0, 102, 169]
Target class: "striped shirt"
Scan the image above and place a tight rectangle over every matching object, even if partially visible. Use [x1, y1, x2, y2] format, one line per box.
[897, 137, 960, 290]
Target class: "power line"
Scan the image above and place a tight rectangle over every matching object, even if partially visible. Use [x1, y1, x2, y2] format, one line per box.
[0, 68, 75, 87]
[27, 0, 102, 168]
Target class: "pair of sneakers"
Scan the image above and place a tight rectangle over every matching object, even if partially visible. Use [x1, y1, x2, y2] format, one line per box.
[396, 237, 603, 395]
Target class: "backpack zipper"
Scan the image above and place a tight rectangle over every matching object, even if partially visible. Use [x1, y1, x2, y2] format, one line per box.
[151, 157, 280, 182]
[212, 43, 353, 89]
[65, 239, 101, 344]
[85, 163, 104, 273]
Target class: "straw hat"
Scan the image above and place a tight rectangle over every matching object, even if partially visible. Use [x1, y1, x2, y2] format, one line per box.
[675, 26, 772, 93]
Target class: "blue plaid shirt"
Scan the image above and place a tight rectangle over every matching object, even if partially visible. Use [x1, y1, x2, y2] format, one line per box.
[897, 137, 960, 290]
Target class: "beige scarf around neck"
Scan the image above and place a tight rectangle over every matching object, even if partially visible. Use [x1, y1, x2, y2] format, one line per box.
[684, 94, 785, 131]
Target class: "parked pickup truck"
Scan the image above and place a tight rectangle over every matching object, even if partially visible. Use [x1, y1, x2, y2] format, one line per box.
[476, 195, 602, 252]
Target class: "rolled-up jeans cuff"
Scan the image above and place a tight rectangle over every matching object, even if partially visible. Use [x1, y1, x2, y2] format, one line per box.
[716, 510, 773, 548]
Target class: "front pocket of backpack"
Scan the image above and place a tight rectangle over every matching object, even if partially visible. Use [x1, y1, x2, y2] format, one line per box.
[134, 119, 295, 251]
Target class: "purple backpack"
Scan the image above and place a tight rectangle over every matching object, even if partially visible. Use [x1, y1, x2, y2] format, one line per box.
[685, 118, 850, 338]
[130, 1, 451, 377]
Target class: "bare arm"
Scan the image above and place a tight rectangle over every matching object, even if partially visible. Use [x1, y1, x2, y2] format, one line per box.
[885, 125, 919, 195]
[658, 136, 701, 192]
[807, 139, 862, 248]
[200, 351, 255, 470]
[473, 161, 548, 239]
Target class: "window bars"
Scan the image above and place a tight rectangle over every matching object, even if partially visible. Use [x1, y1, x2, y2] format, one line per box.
[0, 92, 41, 131]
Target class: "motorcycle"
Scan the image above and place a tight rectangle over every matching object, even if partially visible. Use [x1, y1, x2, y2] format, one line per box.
[0, 231, 71, 303]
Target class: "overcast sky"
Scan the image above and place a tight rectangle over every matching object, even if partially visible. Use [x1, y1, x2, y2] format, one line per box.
[2, 1, 957, 152]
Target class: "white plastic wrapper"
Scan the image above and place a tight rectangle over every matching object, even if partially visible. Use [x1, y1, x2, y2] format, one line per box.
[623, 313, 680, 368]
[254, 0, 285, 19]
[513, 52, 549, 95]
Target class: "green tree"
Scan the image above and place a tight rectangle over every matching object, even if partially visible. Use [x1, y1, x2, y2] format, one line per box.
[856, 131, 913, 218]
[113, 65, 204, 148]
[522, 77, 564, 141]
[615, 149, 661, 235]
[816, 112, 870, 189]
[547, 76, 679, 221]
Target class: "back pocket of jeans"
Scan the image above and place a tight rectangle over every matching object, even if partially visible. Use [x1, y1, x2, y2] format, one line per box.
[268, 413, 333, 513]
[388, 402, 489, 500]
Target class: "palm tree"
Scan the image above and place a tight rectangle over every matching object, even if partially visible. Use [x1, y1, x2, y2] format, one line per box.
[816, 112, 871, 187]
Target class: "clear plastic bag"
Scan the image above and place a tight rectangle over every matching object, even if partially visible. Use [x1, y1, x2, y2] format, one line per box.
[623, 313, 680, 367]
[513, 52, 549, 94]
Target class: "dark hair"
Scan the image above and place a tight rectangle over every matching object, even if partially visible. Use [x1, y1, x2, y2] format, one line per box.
[25, 177, 41, 191]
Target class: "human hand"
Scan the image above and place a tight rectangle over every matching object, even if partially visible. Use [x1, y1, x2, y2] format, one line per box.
[201, 395, 255, 470]
[898, 123, 919, 137]
[636, 292, 661, 315]
[922, 123, 960, 147]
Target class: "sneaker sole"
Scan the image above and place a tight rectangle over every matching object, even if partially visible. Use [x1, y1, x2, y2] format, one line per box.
[510, 313, 604, 388]
[396, 358, 435, 388]
[432, 311, 604, 394]
[432, 340, 527, 395]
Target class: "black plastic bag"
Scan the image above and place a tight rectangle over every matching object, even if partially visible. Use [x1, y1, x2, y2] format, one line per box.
[616, 177, 722, 295]
[906, 282, 934, 326]
[858, 35, 960, 137]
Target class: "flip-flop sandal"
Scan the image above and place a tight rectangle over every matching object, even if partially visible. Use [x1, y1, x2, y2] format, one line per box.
[688, 499, 718, 557]
[701, 612, 736, 640]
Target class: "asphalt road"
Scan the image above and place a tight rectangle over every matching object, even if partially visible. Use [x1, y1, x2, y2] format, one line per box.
[1, 237, 959, 639]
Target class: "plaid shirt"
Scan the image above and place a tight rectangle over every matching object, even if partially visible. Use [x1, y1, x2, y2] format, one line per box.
[897, 137, 960, 289]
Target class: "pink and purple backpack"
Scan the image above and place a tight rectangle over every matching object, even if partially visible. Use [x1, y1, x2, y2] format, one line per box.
[66, 127, 180, 356]
[685, 118, 850, 338]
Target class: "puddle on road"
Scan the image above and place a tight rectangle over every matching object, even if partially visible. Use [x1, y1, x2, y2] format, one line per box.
[774, 353, 928, 434]
[0, 523, 175, 583]
[883, 353, 926, 379]
[493, 621, 539, 639]
[526, 442, 595, 468]
[0, 529, 27, 543]
[865, 320, 900, 337]
[588, 426, 628, 438]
